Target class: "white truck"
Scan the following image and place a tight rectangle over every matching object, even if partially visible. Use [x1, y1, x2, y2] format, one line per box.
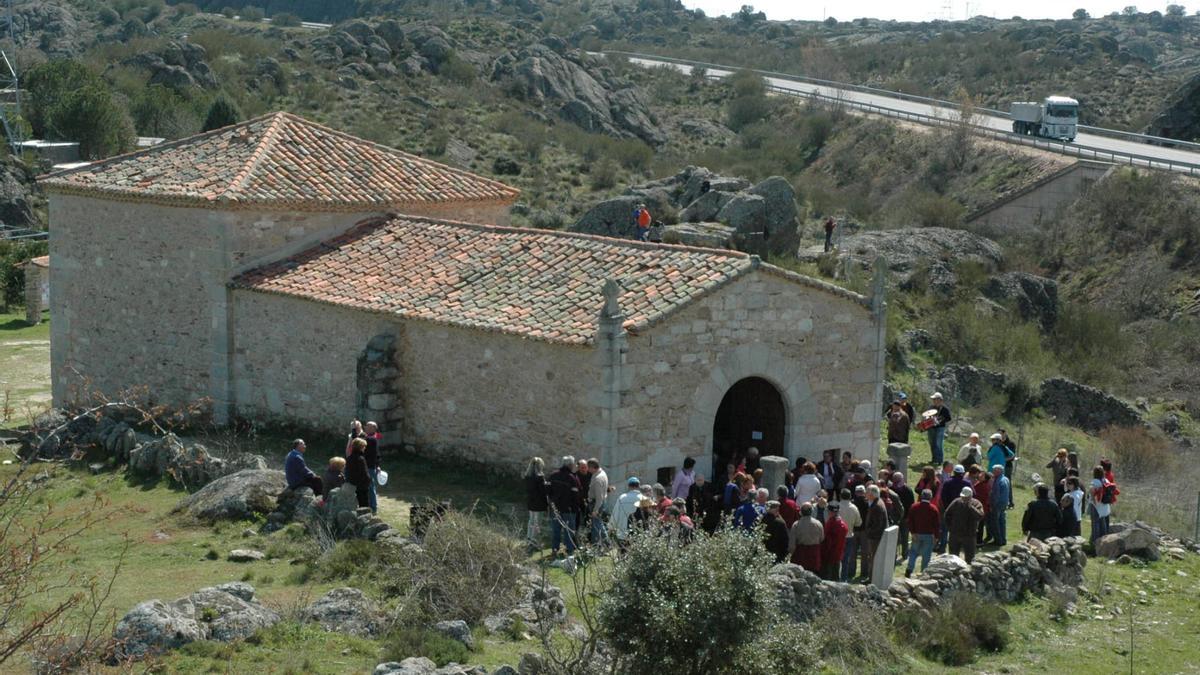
[1010, 96, 1079, 141]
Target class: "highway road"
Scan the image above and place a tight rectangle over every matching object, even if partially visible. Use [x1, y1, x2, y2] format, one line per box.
[622, 54, 1200, 175]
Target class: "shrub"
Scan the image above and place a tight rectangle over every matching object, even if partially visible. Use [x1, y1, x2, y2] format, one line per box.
[203, 94, 242, 132]
[898, 593, 1010, 665]
[597, 527, 812, 675]
[1098, 426, 1173, 480]
[381, 627, 471, 667]
[241, 6, 265, 21]
[98, 7, 120, 25]
[438, 53, 477, 85]
[590, 158, 618, 190]
[0, 239, 48, 310]
[811, 598, 896, 671]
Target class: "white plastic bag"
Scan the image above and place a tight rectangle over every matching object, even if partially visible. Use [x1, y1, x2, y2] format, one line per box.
[376, 469, 389, 486]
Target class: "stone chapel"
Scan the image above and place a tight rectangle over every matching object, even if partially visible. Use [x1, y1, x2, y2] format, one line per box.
[41, 111, 886, 480]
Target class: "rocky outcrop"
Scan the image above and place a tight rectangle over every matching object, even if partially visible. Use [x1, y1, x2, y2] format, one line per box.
[677, 117, 735, 145]
[301, 588, 384, 637]
[1097, 521, 1161, 561]
[798, 227, 1005, 283]
[123, 42, 217, 90]
[0, 159, 39, 229]
[983, 272, 1059, 330]
[925, 364, 1008, 406]
[1038, 377, 1143, 431]
[172, 469, 287, 523]
[433, 620, 475, 649]
[113, 584, 279, 660]
[571, 167, 800, 255]
[491, 42, 665, 145]
[373, 659, 489, 675]
[481, 571, 568, 636]
[1145, 70, 1200, 141]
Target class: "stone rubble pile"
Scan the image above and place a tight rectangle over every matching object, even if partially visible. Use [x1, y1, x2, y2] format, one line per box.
[112, 583, 280, 660]
[482, 571, 569, 636]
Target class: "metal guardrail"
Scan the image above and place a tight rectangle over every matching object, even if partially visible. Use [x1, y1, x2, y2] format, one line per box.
[762, 83, 1200, 176]
[610, 50, 1200, 155]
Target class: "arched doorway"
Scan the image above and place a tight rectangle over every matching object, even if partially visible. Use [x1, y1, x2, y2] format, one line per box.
[711, 377, 786, 479]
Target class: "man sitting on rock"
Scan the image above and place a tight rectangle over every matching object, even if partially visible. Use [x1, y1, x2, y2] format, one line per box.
[284, 439, 323, 496]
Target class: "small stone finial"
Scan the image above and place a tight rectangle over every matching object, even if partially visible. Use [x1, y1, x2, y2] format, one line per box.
[601, 278, 623, 319]
[749, 254, 762, 268]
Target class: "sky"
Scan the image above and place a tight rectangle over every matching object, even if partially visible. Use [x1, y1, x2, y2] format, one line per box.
[683, 0, 1184, 22]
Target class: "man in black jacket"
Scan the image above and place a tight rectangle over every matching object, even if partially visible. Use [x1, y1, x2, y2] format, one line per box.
[818, 449, 844, 497]
[1022, 484, 1062, 541]
[548, 456, 582, 556]
[762, 501, 790, 563]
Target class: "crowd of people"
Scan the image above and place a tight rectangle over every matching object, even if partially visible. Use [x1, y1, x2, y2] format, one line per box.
[522, 393, 1124, 583]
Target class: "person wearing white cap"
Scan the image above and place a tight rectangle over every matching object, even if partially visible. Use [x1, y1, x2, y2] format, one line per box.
[611, 477, 643, 550]
[987, 433, 1014, 479]
[943, 485, 984, 563]
[925, 393, 952, 466]
[958, 432, 984, 469]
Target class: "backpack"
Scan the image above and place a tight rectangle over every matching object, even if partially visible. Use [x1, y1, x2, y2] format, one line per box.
[1101, 481, 1118, 505]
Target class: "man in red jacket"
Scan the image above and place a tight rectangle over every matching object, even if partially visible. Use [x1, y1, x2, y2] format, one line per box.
[905, 489, 940, 577]
[821, 502, 849, 581]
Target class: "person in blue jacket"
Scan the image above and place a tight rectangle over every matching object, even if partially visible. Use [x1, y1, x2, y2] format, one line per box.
[987, 433, 1014, 479]
[989, 465, 1011, 546]
[284, 439, 323, 495]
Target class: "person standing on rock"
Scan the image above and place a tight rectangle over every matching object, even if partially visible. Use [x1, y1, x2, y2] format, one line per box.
[925, 393, 952, 467]
[633, 203, 652, 241]
[345, 437, 371, 509]
[862, 485, 888, 583]
[905, 489, 939, 577]
[284, 439, 323, 496]
[1089, 466, 1113, 545]
[944, 486, 984, 563]
[823, 216, 836, 252]
[586, 458, 610, 548]
[989, 465, 1011, 546]
[1022, 484, 1062, 542]
[886, 401, 910, 445]
[524, 457, 550, 551]
[821, 502, 849, 581]
[762, 501, 791, 563]
[363, 421, 381, 514]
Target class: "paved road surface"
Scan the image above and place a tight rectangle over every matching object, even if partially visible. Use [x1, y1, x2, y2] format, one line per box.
[625, 55, 1200, 174]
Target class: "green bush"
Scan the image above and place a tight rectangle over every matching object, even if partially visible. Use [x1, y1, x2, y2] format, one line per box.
[203, 94, 242, 132]
[381, 628, 471, 667]
[241, 6, 265, 21]
[0, 239, 48, 310]
[598, 527, 814, 675]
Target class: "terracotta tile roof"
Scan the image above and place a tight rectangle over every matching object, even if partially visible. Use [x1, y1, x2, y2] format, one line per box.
[39, 112, 519, 212]
[232, 216, 768, 345]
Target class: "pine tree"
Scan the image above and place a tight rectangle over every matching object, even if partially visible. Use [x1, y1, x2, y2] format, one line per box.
[202, 95, 242, 132]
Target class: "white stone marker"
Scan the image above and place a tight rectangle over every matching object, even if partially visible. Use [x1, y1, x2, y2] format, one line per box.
[887, 443, 912, 477]
[872, 525, 899, 590]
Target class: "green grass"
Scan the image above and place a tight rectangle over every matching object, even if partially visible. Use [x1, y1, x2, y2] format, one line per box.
[0, 309, 51, 427]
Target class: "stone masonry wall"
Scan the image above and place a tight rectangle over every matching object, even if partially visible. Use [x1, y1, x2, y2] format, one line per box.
[231, 291, 597, 472]
[610, 269, 882, 482]
[49, 194, 388, 412]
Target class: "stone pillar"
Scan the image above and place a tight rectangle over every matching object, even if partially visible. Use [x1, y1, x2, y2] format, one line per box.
[887, 443, 912, 477]
[760, 455, 790, 493]
[871, 525, 899, 590]
[594, 279, 628, 471]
